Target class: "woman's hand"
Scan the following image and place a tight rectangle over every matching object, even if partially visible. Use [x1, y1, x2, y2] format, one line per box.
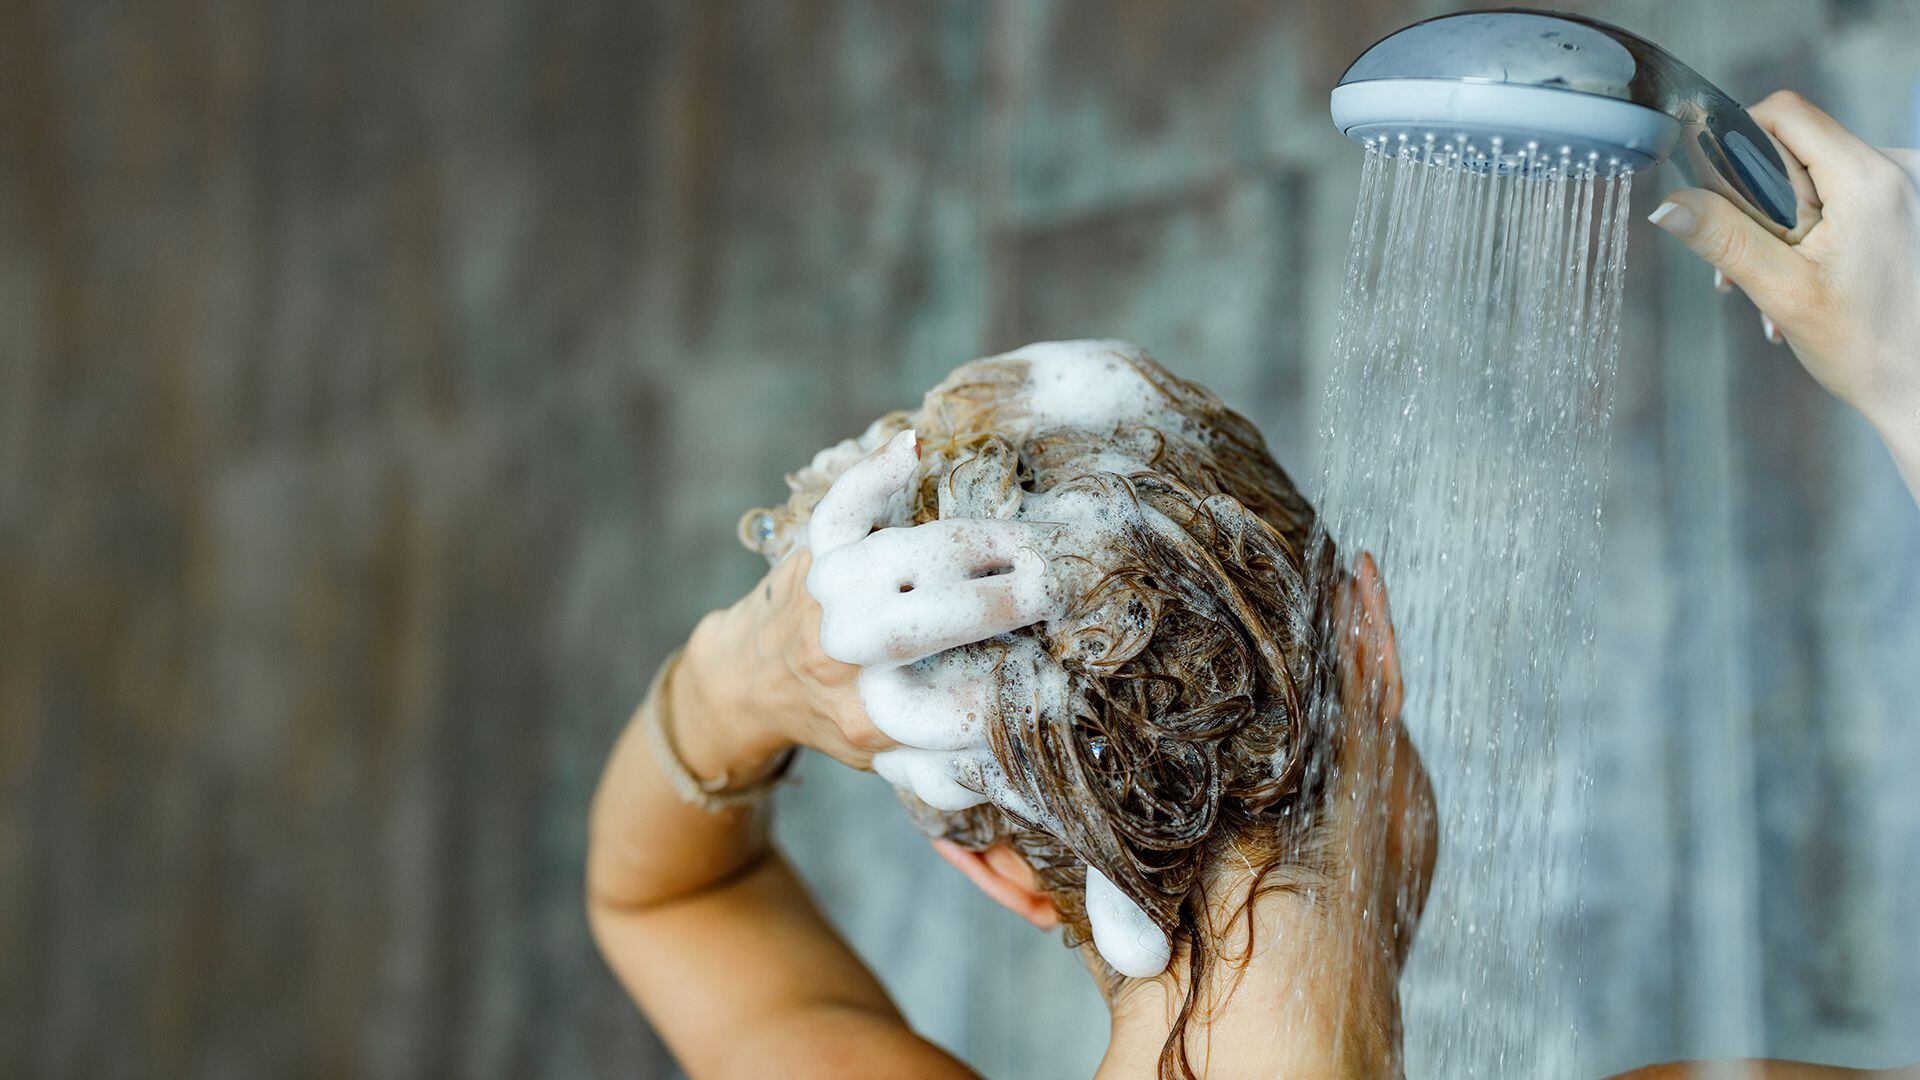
[1647, 91, 1919, 439]
[660, 432, 926, 783]
[670, 547, 894, 779]
[669, 427, 1063, 789]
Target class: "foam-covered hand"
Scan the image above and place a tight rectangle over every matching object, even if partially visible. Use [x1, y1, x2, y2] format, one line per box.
[807, 431, 1062, 667]
[803, 429, 1178, 979]
[804, 430, 1071, 813]
[668, 545, 896, 775]
[669, 440, 948, 776]
[859, 637, 1064, 824]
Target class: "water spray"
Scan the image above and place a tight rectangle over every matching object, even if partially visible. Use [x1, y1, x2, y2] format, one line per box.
[1307, 8, 1772, 1075]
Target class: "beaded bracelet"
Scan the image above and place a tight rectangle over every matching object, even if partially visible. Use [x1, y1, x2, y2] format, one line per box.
[642, 648, 796, 813]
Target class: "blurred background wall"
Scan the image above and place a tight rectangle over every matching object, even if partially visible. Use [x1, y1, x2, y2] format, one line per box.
[3, 1, 1918, 1077]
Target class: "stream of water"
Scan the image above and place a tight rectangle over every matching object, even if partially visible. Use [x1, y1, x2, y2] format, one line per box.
[1315, 138, 1634, 1077]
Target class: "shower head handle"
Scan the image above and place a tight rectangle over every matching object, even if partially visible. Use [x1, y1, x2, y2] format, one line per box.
[1334, 9, 1820, 242]
[1666, 83, 1822, 244]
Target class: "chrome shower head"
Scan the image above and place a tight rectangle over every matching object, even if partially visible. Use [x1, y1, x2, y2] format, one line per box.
[1331, 8, 1818, 240]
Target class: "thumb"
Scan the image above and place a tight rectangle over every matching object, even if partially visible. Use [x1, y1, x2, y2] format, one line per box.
[1648, 187, 1811, 318]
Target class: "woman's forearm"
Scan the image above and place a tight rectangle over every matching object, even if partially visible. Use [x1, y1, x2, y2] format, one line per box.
[586, 614, 793, 914]
[587, 542, 898, 917]
[584, 604, 970, 1080]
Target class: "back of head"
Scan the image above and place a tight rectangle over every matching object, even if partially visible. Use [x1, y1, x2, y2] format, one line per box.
[743, 341, 1344, 1073]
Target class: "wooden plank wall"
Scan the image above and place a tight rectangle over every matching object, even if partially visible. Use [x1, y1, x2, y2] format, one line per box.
[2, 1, 1915, 1077]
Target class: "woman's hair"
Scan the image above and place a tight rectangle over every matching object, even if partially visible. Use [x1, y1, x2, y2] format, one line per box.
[744, 344, 1344, 1080]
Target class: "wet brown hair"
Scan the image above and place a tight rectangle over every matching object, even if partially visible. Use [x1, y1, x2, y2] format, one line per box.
[746, 345, 1343, 1080]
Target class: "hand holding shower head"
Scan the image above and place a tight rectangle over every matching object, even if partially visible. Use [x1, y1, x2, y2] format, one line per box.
[1330, 9, 1819, 241]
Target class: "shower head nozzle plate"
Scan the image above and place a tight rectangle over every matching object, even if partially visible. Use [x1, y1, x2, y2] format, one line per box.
[1331, 78, 1678, 171]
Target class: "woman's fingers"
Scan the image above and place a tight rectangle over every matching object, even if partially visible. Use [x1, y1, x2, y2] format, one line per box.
[860, 639, 1073, 825]
[859, 655, 995, 749]
[809, 517, 1050, 623]
[872, 745, 1059, 828]
[1649, 92, 1873, 330]
[872, 747, 995, 811]
[807, 429, 918, 556]
[1748, 94, 1920, 259]
[1749, 90, 1885, 192]
[825, 550, 1054, 667]
[1648, 189, 1813, 322]
[813, 517, 1047, 590]
[859, 638, 1065, 749]
[810, 520, 1061, 667]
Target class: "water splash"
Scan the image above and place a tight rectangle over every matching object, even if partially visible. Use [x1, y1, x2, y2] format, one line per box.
[1315, 138, 1632, 1077]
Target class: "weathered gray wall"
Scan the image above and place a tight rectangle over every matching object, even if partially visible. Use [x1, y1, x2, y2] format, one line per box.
[2, 1, 1916, 1077]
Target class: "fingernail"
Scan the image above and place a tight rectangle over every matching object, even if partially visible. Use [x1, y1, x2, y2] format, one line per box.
[1762, 314, 1783, 344]
[1713, 269, 1732, 294]
[1647, 201, 1696, 235]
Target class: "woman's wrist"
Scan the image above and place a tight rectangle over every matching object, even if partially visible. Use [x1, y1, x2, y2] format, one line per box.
[668, 613, 797, 785]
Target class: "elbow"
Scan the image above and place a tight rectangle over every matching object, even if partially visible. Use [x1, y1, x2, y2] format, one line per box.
[583, 844, 628, 955]
[583, 820, 663, 944]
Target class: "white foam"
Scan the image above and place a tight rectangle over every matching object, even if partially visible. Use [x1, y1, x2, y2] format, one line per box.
[872, 747, 996, 812]
[806, 429, 918, 556]
[872, 743, 1063, 833]
[1084, 865, 1172, 978]
[804, 414, 903, 476]
[811, 526, 1057, 668]
[859, 636, 1057, 750]
[994, 339, 1184, 434]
